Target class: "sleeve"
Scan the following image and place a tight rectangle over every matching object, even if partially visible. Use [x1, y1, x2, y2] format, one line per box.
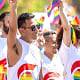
[58, 40, 70, 66]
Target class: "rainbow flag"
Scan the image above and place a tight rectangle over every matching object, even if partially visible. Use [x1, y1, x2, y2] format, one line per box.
[47, 5, 52, 17]
[37, 16, 45, 25]
[47, 0, 60, 17]
[52, 0, 60, 9]
[71, 27, 77, 45]
[35, 16, 45, 29]
[51, 7, 60, 24]
[71, 16, 80, 25]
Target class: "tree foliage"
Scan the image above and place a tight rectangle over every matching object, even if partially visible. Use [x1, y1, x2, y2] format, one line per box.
[0, 0, 51, 15]
[17, 0, 50, 15]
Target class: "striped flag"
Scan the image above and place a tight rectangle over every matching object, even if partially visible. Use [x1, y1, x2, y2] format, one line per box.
[51, 7, 60, 24]
[47, 0, 60, 17]
[71, 16, 80, 25]
[71, 27, 77, 45]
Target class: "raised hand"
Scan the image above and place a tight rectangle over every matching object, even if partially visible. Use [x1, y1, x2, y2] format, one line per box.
[9, 0, 17, 3]
[9, 0, 17, 8]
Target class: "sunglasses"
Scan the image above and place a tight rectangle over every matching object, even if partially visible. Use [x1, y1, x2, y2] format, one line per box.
[43, 32, 56, 37]
[28, 25, 41, 31]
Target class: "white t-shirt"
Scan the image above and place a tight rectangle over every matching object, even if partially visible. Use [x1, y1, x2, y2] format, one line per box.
[41, 51, 64, 80]
[8, 39, 41, 80]
[0, 38, 7, 80]
[0, 38, 7, 53]
[59, 41, 80, 80]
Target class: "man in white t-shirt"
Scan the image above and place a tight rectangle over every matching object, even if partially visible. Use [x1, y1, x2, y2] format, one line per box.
[7, 0, 41, 80]
[0, 12, 10, 80]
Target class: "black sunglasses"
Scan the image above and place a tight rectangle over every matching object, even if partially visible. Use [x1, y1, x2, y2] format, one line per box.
[21, 24, 41, 31]
[31, 25, 41, 31]
[43, 32, 56, 37]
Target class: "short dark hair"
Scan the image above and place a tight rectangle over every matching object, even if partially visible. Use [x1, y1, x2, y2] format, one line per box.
[18, 13, 34, 29]
[0, 12, 9, 21]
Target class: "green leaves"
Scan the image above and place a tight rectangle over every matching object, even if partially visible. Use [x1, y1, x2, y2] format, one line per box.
[17, 0, 50, 15]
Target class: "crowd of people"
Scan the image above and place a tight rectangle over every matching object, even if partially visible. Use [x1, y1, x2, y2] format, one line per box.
[0, 0, 80, 80]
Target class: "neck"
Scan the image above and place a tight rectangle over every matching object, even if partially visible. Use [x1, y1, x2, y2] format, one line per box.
[20, 36, 32, 43]
[1, 32, 7, 38]
[44, 51, 54, 60]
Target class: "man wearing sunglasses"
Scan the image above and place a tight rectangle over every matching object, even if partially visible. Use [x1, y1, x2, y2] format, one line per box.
[7, 0, 41, 80]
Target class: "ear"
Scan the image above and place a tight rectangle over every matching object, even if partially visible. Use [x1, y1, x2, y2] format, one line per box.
[19, 23, 26, 32]
[18, 28, 25, 35]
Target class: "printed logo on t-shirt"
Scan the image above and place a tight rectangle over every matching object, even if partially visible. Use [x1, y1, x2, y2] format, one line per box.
[43, 72, 60, 80]
[0, 58, 7, 80]
[71, 60, 80, 80]
[17, 64, 36, 80]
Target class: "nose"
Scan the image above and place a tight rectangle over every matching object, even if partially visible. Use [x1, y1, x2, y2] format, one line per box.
[52, 41, 57, 48]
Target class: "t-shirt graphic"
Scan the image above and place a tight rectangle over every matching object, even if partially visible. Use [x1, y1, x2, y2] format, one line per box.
[17, 63, 36, 80]
[0, 58, 7, 80]
[71, 60, 80, 80]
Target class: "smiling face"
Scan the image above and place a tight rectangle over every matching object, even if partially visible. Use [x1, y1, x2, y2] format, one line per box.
[19, 18, 37, 43]
[0, 12, 10, 35]
[44, 32, 57, 59]
[25, 19, 37, 40]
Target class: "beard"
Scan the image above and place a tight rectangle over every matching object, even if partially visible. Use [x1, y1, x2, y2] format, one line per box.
[3, 23, 9, 34]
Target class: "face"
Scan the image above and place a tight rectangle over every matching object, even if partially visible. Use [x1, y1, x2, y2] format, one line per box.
[20, 18, 37, 42]
[3, 15, 9, 34]
[44, 32, 57, 54]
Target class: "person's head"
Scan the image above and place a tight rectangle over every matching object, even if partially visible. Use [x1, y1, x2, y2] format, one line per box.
[43, 31, 57, 55]
[0, 12, 9, 35]
[18, 13, 38, 43]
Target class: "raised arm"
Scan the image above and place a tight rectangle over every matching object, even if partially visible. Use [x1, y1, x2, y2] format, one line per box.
[59, 1, 71, 46]
[7, 0, 20, 66]
[8, 0, 17, 46]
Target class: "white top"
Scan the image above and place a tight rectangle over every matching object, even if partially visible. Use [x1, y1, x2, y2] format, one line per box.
[8, 39, 41, 80]
[41, 50, 64, 80]
[0, 38, 7, 55]
[0, 37, 7, 80]
[59, 41, 80, 80]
